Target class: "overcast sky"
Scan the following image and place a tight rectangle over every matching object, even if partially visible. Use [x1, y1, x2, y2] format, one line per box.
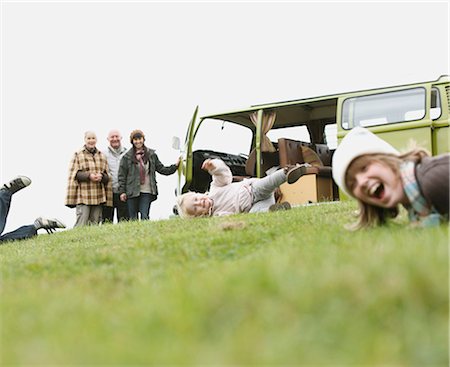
[1, 1, 448, 232]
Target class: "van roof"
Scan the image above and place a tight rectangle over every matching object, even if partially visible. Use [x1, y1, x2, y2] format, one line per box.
[199, 75, 448, 130]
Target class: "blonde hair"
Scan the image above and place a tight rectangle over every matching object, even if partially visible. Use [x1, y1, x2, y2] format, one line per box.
[345, 148, 429, 229]
[176, 192, 197, 218]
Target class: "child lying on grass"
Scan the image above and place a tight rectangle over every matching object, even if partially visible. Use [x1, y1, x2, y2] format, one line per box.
[332, 127, 449, 229]
[176, 158, 305, 217]
[1, 176, 65, 243]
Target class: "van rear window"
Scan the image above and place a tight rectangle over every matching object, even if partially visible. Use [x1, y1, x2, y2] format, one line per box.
[341, 88, 426, 129]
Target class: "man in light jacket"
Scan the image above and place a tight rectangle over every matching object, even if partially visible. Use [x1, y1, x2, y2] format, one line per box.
[102, 129, 129, 223]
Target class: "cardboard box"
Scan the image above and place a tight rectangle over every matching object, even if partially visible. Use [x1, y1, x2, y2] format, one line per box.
[280, 175, 333, 204]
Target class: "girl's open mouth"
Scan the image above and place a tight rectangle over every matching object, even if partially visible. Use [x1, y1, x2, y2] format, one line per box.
[369, 182, 385, 199]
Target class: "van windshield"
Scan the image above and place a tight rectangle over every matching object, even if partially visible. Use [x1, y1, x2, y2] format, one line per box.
[192, 119, 253, 156]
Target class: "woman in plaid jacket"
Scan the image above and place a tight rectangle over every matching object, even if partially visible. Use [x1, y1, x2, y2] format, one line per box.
[65, 131, 112, 227]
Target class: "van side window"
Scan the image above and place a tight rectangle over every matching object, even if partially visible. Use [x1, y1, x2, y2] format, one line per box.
[324, 124, 337, 150]
[267, 126, 311, 143]
[341, 88, 426, 129]
[431, 87, 442, 120]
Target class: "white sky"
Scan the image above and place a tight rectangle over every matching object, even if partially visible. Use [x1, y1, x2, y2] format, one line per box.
[1, 1, 448, 232]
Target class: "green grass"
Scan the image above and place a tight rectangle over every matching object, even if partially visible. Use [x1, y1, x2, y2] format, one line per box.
[1, 201, 448, 365]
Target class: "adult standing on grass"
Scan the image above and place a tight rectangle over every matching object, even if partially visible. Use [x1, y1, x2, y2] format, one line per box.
[118, 129, 179, 220]
[65, 131, 112, 227]
[102, 129, 129, 223]
[1, 176, 65, 242]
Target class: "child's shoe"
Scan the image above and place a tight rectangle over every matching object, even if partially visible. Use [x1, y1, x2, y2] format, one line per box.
[2, 176, 31, 194]
[286, 164, 312, 184]
[269, 202, 291, 211]
[34, 217, 66, 234]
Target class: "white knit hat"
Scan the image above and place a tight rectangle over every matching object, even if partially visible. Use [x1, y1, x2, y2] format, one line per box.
[332, 127, 399, 197]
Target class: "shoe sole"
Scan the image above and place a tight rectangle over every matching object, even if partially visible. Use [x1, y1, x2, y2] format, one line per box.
[4, 176, 31, 193]
[287, 166, 307, 184]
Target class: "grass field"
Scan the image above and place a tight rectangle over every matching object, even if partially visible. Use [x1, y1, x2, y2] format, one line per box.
[1, 201, 448, 365]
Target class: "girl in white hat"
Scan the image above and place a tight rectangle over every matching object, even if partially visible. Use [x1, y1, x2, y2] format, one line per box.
[332, 127, 449, 229]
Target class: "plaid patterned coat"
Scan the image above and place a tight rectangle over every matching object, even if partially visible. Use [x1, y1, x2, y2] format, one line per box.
[65, 147, 113, 208]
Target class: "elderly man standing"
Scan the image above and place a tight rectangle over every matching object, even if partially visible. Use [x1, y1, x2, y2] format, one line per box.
[102, 129, 129, 223]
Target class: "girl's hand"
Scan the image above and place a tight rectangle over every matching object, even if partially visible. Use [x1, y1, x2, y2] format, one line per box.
[201, 159, 215, 171]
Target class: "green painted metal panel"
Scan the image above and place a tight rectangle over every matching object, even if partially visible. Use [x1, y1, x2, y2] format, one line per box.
[376, 127, 433, 152]
[255, 109, 263, 178]
[434, 126, 450, 155]
[183, 106, 199, 192]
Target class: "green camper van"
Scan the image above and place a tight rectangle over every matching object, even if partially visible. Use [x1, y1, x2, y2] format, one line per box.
[176, 75, 449, 205]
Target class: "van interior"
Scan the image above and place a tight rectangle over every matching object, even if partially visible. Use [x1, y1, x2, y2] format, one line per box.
[184, 97, 340, 204]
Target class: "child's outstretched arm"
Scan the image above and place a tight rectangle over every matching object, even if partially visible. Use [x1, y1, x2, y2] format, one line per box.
[202, 158, 232, 187]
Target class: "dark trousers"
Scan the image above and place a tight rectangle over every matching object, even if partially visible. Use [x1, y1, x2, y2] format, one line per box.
[0, 189, 37, 243]
[102, 193, 130, 223]
[127, 193, 157, 220]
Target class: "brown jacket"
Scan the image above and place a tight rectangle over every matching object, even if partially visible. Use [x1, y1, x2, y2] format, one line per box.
[65, 147, 113, 208]
[415, 154, 449, 216]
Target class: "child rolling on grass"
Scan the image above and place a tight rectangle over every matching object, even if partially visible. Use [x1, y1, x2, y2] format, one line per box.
[1, 176, 65, 243]
[176, 158, 305, 218]
[332, 127, 449, 229]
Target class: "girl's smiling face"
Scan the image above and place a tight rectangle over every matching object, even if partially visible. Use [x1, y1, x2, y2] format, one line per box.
[347, 158, 407, 208]
[184, 193, 213, 217]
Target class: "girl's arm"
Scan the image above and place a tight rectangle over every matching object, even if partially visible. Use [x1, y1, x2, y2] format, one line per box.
[202, 159, 232, 187]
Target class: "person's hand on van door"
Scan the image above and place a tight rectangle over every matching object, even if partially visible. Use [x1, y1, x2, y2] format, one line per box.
[201, 159, 216, 171]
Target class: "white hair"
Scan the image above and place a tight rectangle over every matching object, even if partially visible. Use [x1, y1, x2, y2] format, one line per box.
[176, 192, 198, 218]
[84, 130, 96, 138]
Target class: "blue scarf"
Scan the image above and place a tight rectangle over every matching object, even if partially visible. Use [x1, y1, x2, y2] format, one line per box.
[400, 161, 441, 227]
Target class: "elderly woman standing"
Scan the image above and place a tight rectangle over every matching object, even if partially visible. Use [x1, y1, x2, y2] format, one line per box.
[118, 129, 179, 220]
[65, 131, 112, 227]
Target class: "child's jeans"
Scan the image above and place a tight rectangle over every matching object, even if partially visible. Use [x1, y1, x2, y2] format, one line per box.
[249, 169, 286, 213]
[0, 189, 37, 242]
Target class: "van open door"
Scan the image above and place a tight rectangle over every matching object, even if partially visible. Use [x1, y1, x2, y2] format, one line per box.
[181, 105, 199, 193]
